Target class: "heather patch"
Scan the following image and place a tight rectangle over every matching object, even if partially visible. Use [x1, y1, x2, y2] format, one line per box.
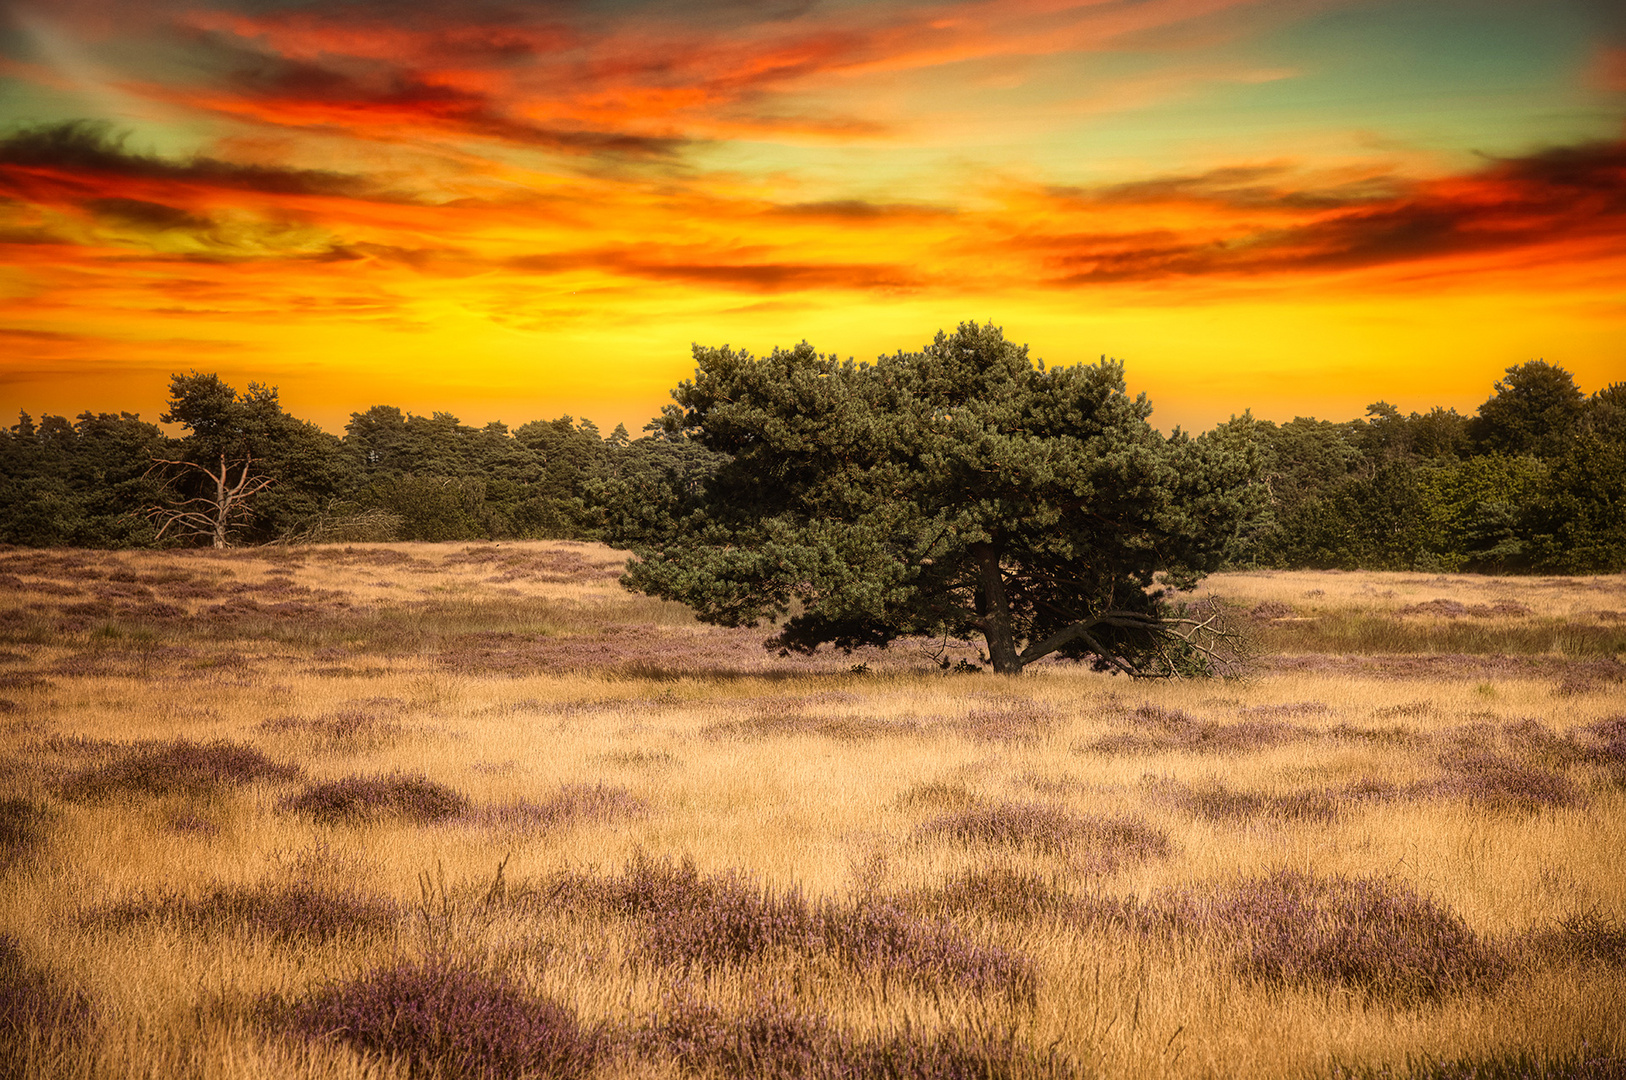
[0, 934, 93, 1080]
[1574, 718, 1626, 766]
[952, 698, 1058, 744]
[919, 802, 1170, 868]
[1324, 1045, 1625, 1079]
[1170, 870, 1505, 1000]
[704, 710, 918, 742]
[283, 772, 469, 825]
[1524, 910, 1626, 966]
[1146, 778, 1343, 824]
[645, 993, 1077, 1080]
[1395, 599, 1533, 618]
[258, 703, 409, 751]
[1423, 748, 1580, 811]
[273, 961, 601, 1080]
[579, 857, 1032, 995]
[464, 783, 647, 832]
[90, 883, 397, 945]
[895, 780, 977, 811]
[0, 796, 49, 871]
[1081, 704, 1309, 756]
[1240, 701, 1330, 719]
[56, 739, 299, 802]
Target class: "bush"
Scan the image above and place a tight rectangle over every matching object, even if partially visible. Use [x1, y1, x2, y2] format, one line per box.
[277, 961, 601, 1079]
[282, 772, 468, 825]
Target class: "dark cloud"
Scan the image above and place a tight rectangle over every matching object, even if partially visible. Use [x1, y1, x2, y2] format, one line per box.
[1062, 166, 1408, 212]
[0, 120, 399, 199]
[508, 248, 918, 292]
[83, 197, 212, 230]
[1044, 139, 1626, 284]
[765, 198, 954, 219]
[215, 45, 688, 157]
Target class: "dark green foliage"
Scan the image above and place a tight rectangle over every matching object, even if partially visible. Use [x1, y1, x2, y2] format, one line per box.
[0, 410, 168, 546]
[152, 373, 346, 545]
[1469, 360, 1587, 459]
[623, 323, 1261, 674]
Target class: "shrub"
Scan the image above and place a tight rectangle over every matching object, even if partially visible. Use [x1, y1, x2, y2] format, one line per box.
[0, 797, 48, 871]
[645, 993, 1077, 1080]
[282, 772, 469, 825]
[0, 934, 93, 1080]
[92, 883, 397, 945]
[919, 802, 1170, 868]
[1425, 749, 1579, 811]
[589, 857, 1033, 994]
[277, 961, 601, 1080]
[1173, 870, 1505, 1000]
[1082, 705, 1308, 756]
[1525, 909, 1626, 966]
[57, 739, 299, 801]
[464, 783, 647, 832]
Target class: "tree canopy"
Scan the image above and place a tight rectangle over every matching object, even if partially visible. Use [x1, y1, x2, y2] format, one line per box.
[619, 323, 1262, 675]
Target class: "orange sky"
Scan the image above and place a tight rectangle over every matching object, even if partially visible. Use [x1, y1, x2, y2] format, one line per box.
[2, 0, 1623, 435]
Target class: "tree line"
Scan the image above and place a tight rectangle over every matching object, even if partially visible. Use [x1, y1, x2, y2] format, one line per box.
[1, 353, 1622, 574]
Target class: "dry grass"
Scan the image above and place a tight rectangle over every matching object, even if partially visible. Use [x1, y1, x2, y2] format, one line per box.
[0, 542, 1622, 1079]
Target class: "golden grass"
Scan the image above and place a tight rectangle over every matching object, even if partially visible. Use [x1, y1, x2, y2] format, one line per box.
[1, 541, 1622, 1079]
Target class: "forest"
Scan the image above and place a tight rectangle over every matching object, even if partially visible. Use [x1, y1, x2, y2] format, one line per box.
[2, 357, 1622, 573]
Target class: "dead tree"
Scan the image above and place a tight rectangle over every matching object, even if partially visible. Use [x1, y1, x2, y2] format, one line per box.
[143, 454, 273, 548]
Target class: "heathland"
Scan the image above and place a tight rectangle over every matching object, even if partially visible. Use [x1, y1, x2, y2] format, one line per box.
[1, 541, 1623, 1079]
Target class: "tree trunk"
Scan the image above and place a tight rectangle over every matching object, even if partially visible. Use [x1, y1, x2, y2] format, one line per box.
[211, 454, 228, 548]
[972, 543, 1022, 674]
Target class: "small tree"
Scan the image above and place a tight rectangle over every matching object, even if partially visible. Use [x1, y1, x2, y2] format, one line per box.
[621, 323, 1261, 676]
[143, 453, 273, 548]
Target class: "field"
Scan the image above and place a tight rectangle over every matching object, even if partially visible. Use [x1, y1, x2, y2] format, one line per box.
[1, 541, 1624, 1080]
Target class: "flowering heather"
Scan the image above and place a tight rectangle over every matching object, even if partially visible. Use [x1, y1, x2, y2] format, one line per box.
[817, 894, 1036, 999]
[895, 780, 977, 811]
[1524, 910, 1626, 966]
[1172, 870, 1506, 1001]
[953, 698, 1058, 744]
[1081, 704, 1309, 756]
[704, 710, 919, 742]
[56, 739, 299, 801]
[282, 772, 469, 825]
[583, 857, 1033, 994]
[276, 961, 601, 1080]
[919, 802, 1170, 868]
[1424, 748, 1580, 811]
[464, 782, 648, 832]
[0, 933, 93, 1080]
[90, 883, 397, 945]
[646, 993, 1077, 1080]
[1148, 779, 1343, 824]
[258, 704, 408, 751]
[1324, 1045, 1626, 1079]
[0, 796, 47, 871]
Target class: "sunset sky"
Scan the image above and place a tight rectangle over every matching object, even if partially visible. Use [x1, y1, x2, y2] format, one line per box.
[1, 0, 1622, 436]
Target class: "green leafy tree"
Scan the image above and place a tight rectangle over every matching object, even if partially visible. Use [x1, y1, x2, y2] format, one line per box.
[154, 373, 343, 545]
[1467, 360, 1585, 458]
[623, 323, 1261, 676]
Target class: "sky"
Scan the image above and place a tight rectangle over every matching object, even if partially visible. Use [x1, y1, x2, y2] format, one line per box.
[1, 0, 1623, 437]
